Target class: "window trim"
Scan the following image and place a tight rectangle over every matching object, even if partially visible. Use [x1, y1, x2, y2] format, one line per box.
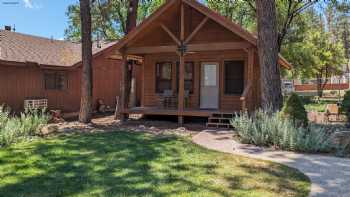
[43, 71, 68, 91]
[223, 60, 245, 95]
[176, 61, 195, 94]
[155, 62, 173, 94]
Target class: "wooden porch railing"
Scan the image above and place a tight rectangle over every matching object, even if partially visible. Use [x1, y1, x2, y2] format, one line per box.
[240, 82, 253, 111]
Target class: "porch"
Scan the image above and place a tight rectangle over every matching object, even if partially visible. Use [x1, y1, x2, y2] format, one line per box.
[124, 106, 235, 117]
[115, 0, 260, 125]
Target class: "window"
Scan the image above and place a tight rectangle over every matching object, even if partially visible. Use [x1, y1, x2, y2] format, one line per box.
[44, 72, 67, 90]
[224, 60, 244, 94]
[176, 62, 194, 93]
[156, 62, 172, 93]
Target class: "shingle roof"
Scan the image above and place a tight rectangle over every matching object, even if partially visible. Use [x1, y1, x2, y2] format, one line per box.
[0, 30, 118, 67]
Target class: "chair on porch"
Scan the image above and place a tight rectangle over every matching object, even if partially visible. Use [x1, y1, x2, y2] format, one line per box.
[160, 90, 177, 109]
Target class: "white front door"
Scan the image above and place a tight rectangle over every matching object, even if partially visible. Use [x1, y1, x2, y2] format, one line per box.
[200, 62, 219, 109]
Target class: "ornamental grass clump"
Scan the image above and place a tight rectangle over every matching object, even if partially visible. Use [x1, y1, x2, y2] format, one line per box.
[0, 106, 49, 147]
[231, 109, 334, 153]
[341, 90, 350, 122]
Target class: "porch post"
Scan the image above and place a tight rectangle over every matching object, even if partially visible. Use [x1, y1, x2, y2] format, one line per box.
[178, 2, 185, 125]
[119, 52, 128, 122]
[178, 55, 185, 125]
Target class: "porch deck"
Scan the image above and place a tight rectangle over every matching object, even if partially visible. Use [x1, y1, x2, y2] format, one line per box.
[124, 107, 237, 117]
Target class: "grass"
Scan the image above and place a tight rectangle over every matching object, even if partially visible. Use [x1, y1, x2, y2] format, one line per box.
[304, 102, 327, 112]
[0, 131, 310, 197]
[303, 98, 338, 112]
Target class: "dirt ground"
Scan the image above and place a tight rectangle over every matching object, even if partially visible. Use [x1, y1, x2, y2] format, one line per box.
[308, 111, 347, 124]
[48, 115, 206, 137]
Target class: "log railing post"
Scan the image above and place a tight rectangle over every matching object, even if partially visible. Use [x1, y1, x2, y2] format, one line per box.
[240, 82, 252, 111]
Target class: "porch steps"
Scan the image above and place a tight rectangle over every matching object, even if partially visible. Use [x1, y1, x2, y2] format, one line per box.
[206, 113, 234, 129]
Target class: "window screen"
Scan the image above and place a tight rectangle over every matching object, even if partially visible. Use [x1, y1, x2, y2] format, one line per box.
[176, 62, 194, 93]
[224, 61, 244, 94]
[44, 72, 67, 90]
[155, 62, 172, 93]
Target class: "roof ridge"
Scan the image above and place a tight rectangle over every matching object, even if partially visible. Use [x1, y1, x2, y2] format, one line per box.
[0, 29, 77, 44]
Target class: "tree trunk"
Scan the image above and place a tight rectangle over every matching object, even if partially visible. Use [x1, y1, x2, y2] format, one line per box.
[316, 74, 323, 97]
[256, 0, 283, 111]
[79, 0, 93, 123]
[126, 0, 139, 33]
[126, 0, 139, 108]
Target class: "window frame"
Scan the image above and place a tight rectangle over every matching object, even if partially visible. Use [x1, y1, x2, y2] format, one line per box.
[155, 62, 173, 94]
[176, 61, 195, 94]
[43, 71, 68, 91]
[224, 60, 245, 95]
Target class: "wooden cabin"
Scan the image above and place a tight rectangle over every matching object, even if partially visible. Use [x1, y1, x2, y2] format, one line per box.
[0, 29, 141, 114]
[114, 0, 291, 126]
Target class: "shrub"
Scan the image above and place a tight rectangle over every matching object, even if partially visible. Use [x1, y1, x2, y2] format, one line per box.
[330, 90, 337, 96]
[0, 105, 10, 128]
[231, 109, 334, 153]
[299, 96, 313, 105]
[341, 90, 350, 121]
[282, 93, 308, 126]
[0, 107, 49, 147]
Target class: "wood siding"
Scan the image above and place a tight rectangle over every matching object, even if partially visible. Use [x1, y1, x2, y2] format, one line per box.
[141, 50, 260, 112]
[0, 53, 141, 112]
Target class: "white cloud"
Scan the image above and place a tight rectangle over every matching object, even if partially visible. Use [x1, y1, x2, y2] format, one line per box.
[23, 0, 42, 9]
[23, 0, 33, 8]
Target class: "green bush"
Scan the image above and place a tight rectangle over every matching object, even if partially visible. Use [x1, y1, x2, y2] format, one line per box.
[341, 90, 350, 120]
[231, 109, 334, 153]
[299, 96, 313, 105]
[282, 93, 308, 126]
[0, 106, 49, 147]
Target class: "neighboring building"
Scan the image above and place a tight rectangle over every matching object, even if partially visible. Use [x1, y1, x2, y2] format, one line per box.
[281, 79, 294, 95]
[111, 0, 291, 126]
[0, 29, 141, 113]
[294, 73, 350, 92]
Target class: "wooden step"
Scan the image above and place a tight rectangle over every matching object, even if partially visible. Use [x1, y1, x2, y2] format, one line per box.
[206, 112, 236, 128]
[211, 113, 235, 118]
[208, 117, 232, 121]
[206, 122, 233, 129]
[208, 117, 231, 124]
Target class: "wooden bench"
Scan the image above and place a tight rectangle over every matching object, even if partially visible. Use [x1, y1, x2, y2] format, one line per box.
[325, 104, 340, 122]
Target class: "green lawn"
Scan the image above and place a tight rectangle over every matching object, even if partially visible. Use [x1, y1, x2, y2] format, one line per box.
[305, 102, 327, 112]
[0, 131, 310, 197]
[304, 98, 338, 112]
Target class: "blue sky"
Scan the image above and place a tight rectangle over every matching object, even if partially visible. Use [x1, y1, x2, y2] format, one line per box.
[0, 0, 78, 39]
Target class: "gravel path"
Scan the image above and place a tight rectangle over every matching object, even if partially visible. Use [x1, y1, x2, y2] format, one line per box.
[192, 130, 350, 197]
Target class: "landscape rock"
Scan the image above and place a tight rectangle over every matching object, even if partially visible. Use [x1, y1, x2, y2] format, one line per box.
[40, 124, 59, 135]
[331, 131, 350, 148]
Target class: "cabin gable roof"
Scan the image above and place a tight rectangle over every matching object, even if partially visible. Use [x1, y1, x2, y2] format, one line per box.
[114, 0, 291, 69]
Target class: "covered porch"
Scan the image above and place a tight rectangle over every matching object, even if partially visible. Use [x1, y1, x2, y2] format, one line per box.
[125, 107, 234, 117]
[116, 0, 261, 125]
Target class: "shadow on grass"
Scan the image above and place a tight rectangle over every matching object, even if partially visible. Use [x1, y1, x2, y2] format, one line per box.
[0, 131, 310, 197]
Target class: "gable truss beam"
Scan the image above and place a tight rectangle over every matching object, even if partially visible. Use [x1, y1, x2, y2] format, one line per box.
[160, 23, 181, 46]
[184, 17, 209, 44]
[182, 0, 257, 45]
[187, 42, 252, 52]
[126, 45, 178, 54]
[126, 42, 251, 54]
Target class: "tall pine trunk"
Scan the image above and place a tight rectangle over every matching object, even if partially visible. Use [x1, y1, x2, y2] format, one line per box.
[125, 0, 139, 108]
[79, 0, 93, 123]
[256, 0, 283, 111]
